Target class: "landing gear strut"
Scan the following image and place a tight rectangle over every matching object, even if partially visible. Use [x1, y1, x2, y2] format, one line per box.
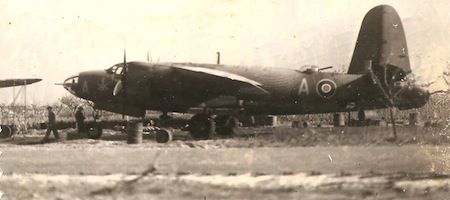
[215, 115, 238, 137]
[158, 111, 172, 126]
[187, 113, 239, 139]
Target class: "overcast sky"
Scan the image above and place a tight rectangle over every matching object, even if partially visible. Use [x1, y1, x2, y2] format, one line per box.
[0, 0, 449, 105]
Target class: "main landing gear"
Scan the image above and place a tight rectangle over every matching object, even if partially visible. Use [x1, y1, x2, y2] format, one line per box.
[150, 113, 173, 143]
[85, 110, 238, 142]
[215, 115, 239, 137]
[187, 113, 239, 140]
[154, 128, 172, 143]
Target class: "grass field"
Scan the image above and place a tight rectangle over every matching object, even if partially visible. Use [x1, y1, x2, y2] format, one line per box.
[1, 126, 450, 199]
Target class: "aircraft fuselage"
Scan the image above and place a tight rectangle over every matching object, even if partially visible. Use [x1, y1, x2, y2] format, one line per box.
[63, 62, 428, 117]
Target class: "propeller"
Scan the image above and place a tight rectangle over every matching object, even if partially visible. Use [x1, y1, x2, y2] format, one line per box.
[112, 49, 129, 119]
[147, 50, 152, 63]
[112, 80, 123, 96]
[113, 50, 128, 96]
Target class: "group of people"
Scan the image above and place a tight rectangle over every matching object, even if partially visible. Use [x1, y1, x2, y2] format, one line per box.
[41, 105, 85, 142]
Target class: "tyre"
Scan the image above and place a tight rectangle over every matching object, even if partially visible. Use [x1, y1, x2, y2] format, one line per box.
[155, 129, 173, 143]
[188, 113, 215, 140]
[0, 125, 12, 138]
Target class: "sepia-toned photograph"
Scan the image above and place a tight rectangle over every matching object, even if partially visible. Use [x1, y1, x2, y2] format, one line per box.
[0, 0, 449, 199]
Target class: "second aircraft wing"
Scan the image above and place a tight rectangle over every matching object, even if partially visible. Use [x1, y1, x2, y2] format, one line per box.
[0, 78, 42, 88]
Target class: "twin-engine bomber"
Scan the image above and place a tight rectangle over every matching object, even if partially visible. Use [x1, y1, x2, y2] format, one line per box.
[60, 5, 430, 141]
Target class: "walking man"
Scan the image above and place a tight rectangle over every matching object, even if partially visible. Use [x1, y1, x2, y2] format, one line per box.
[75, 106, 86, 133]
[42, 106, 59, 142]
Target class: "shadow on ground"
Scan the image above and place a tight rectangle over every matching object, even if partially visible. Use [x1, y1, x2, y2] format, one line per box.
[1, 126, 449, 147]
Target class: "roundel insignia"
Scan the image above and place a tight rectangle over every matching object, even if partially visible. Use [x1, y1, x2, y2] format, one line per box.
[316, 79, 336, 98]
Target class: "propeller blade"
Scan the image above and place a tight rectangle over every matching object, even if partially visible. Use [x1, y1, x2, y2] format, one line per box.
[123, 49, 127, 64]
[113, 80, 123, 96]
[122, 49, 128, 120]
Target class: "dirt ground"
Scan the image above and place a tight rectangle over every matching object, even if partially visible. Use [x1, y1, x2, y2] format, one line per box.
[1, 126, 450, 199]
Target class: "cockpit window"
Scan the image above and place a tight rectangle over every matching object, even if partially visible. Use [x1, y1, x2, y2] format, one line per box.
[68, 76, 78, 84]
[115, 66, 123, 75]
[106, 64, 124, 75]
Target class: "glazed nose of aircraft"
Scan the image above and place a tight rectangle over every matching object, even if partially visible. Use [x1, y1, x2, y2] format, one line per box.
[62, 74, 79, 95]
[63, 70, 115, 99]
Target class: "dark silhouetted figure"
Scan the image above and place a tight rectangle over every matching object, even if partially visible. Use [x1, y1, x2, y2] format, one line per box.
[75, 106, 86, 133]
[42, 106, 59, 142]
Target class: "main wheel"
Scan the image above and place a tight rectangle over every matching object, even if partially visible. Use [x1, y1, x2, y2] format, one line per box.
[155, 129, 173, 143]
[87, 123, 103, 139]
[215, 115, 238, 137]
[0, 125, 12, 138]
[188, 113, 215, 140]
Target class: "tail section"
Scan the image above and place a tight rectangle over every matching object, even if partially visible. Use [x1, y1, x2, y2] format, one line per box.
[348, 5, 410, 86]
[348, 5, 430, 110]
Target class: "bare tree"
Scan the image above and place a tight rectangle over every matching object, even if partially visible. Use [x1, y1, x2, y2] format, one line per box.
[59, 95, 87, 113]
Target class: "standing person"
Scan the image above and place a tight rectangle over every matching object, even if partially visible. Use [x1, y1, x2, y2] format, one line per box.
[42, 106, 59, 142]
[75, 106, 85, 133]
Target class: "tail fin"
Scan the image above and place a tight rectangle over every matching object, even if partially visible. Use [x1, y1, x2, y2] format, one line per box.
[348, 5, 410, 86]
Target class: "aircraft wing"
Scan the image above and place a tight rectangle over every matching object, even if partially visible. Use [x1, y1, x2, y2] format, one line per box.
[171, 64, 270, 95]
[0, 78, 42, 88]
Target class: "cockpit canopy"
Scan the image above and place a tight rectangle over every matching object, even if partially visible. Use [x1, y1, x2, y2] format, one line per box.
[299, 65, 320, 73]
[105, 63, 125, 75]
[63, 75, 79, 95]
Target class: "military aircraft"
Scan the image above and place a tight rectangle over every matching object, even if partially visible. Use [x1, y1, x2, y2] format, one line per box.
[60, 5, 430, 141]
[1, 78, 42, 137]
